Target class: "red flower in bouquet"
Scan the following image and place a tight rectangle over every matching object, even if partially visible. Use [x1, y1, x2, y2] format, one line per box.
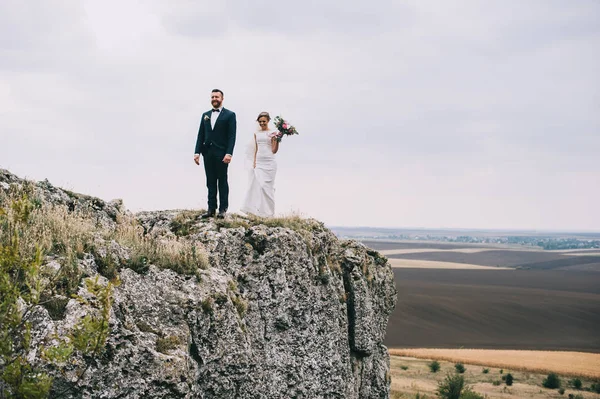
[272, 116, 299, 143]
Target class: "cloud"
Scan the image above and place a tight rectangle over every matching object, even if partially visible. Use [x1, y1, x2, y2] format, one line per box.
[159, 0, 411, 38]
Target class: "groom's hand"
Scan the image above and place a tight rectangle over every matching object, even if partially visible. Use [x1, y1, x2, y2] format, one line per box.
[223, 154, 232, 164]
[194, 154, 200, 165]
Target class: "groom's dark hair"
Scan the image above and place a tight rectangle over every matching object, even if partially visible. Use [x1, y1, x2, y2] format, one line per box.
[212, 89, 224, 96]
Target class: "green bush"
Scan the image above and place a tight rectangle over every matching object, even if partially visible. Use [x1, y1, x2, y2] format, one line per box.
[1, 193, 113, 398]
[460, 388, 485, 399]
[505, 373, 513, 386]
[455, 363, 466, 374]
[591, 382, 600, 393]
[400, 365, 409, 370]
[482, 368, 489, 374]
[542, 373, 561, 389]
[429, 360, 441, 373]
[437, 374, 464, 399]
[558, 387, 565, 395]
[570, 378, 582, 390]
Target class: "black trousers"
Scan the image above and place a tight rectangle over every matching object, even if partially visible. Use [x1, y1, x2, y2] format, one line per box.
[202, 147, 229, 212]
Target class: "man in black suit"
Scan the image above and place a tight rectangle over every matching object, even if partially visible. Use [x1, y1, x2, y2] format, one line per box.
[194, 89, 237, 219]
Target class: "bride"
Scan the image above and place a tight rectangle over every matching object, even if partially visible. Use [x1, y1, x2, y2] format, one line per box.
[241, 112, 280, 218]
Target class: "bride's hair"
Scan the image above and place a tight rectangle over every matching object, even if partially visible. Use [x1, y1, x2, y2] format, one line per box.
[256, 111, 270, 121]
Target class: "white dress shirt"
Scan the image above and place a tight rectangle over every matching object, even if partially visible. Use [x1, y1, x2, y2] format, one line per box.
[211, 107, 222, 130]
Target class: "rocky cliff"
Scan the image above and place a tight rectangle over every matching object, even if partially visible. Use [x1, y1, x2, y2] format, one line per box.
[0, 169, 397, 399]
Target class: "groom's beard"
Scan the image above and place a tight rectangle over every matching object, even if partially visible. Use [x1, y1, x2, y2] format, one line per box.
[212, 100, 222, 108]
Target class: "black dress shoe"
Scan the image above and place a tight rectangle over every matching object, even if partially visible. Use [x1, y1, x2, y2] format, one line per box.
[217, 210, 227, 219]
[201, 210, 216, 219]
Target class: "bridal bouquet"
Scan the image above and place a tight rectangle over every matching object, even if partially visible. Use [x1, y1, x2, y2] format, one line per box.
[271, 116, 299, 142]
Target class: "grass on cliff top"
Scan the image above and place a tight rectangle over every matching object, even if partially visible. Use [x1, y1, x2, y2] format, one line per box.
[170, 209, 326, 237]
[0, 180, 209, 286]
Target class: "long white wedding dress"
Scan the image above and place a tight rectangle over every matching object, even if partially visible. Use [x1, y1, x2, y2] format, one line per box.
[241, 130, 277, 217]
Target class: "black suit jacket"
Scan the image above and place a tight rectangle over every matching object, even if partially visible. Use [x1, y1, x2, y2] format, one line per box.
[194, 108, 237, 157]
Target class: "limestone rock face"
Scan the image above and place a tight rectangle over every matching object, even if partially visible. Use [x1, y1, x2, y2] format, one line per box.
[0, 170, 398, 398]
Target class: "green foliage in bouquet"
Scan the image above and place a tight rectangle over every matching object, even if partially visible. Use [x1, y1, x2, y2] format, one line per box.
[273, 116, 299, 142]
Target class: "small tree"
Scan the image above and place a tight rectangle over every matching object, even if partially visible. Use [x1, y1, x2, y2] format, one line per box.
[460, 389, 485, 399]
[437, 374, 464, 399]
[454, 363, 466, 374]
[570, 378, 582, 390]
[505, 373, 513, 386]
[542, 373, 561, 389]
[429, 360, 441, 373]
[482, 368, 489, 374]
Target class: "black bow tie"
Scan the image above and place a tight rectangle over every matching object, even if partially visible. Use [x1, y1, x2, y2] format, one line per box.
[212, 109, 220, 113]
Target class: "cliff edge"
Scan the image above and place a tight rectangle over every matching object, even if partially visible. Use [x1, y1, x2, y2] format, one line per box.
[0, 169, 397, 399]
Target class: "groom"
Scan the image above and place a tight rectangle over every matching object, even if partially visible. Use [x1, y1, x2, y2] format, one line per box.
[194, 89, 237, 219]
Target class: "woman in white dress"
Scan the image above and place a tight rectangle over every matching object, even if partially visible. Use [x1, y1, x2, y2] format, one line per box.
[241, 112, 280, 217]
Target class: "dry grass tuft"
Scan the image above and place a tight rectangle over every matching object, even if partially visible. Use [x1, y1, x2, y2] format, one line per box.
[0, 182, 209, 282]
[115, 217, 209, 275]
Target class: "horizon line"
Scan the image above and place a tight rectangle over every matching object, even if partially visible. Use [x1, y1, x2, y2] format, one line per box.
[326, 225, 600, 235]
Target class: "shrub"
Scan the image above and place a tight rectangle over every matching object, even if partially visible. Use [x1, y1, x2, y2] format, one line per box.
[558, 388, 565, 395]
[455, 363, 466, 374]
[437, 374, 464, 399]
[482, 368, 489, 374]
[401, 365, 409, 370]
[568, 394, 584, 399]
[591, 382, 600, 393]
[1, 193, 114, 397]
[460, 388, 485, 399]
[492, 380, 501, 386]
[505, 373, 513, 386]
[429, 360, 441, 373]
[499, 369, 503, 374]
[542, 373, 561, 389]
[570, 378, 582, 390]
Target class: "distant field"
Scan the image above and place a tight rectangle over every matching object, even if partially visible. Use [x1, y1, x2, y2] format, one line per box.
[384, 268, 600, 352]
[365, 240, 600, 352]
[388, 250, 600, 270]
[389, 355, 600, 399]
[363, 240, 600, 271]
[388, 258, 511, 270]
[389, 349, 600, 378]
[380, 248, 501, 255]
[364, 241, 504, 251]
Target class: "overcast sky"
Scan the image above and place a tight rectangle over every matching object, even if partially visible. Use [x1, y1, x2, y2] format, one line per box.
[1, 0, 599, 231]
